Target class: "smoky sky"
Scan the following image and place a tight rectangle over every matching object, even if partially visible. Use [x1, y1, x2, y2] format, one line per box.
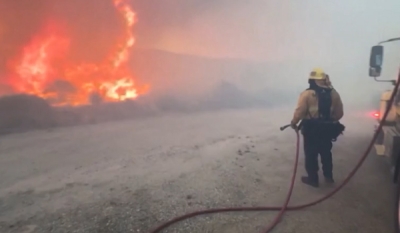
[130, 0, 400, 97]
[1, 0, 400, 101]
[131, 0, 400, 61]
[2, 0, 399, 65]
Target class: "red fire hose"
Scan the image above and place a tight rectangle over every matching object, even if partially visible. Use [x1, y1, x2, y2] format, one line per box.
[150, 75, 400, 233]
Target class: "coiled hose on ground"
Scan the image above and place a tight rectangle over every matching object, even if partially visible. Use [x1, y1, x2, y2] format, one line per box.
[150, 74, 400, 233]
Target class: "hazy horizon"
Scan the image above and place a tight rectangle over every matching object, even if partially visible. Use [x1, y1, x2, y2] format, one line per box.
[1, 0, 399, 108]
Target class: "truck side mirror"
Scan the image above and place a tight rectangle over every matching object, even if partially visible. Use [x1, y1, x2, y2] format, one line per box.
[369, 45, 384, 77]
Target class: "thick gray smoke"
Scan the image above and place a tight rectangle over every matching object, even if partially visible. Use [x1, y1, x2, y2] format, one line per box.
[1, 0, 400, 133]
[130, 0, 400, 109]
[2, 0, 400, 105]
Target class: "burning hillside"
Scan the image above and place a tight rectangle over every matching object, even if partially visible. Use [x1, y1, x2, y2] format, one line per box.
[2, 0, 148, 106]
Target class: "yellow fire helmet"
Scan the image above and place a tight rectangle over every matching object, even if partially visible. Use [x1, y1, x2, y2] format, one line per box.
[309, 68, 326, 80]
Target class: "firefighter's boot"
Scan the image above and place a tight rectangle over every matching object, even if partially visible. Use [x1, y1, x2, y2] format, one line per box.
[301, 176, 319, 188]
[324, 177, 335, 184]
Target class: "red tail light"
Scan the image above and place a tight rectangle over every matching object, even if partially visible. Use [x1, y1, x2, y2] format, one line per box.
[371, 111, 380, 118]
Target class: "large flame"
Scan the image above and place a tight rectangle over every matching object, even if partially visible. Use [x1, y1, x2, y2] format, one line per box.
[6, 0, 147, 106]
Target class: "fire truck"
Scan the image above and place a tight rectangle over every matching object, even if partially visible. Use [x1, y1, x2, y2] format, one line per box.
[368, 37, 400, 233]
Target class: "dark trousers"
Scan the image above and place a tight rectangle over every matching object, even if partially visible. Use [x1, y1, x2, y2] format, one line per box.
[303, 135, 333, 181]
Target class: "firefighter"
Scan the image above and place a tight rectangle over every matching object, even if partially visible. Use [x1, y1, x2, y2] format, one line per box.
[290, 68, 344, 187]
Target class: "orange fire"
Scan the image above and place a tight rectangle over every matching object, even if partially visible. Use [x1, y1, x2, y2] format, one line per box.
[6, 0, 147, 106]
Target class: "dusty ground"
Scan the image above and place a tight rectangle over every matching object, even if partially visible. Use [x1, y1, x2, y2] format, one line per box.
[0, 108, 394, 233]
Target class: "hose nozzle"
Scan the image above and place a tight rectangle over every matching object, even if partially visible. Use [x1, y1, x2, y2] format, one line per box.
[280, 124, 291, 131]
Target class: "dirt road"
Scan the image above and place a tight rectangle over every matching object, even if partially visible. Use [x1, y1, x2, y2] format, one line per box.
[0, 108, 393, 233]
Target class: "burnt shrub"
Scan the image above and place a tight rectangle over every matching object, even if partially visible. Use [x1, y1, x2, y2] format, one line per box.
[0, 94, 56, 134]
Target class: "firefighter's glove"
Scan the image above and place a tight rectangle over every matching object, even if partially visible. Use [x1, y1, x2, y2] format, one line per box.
[290, 122, 298, 131]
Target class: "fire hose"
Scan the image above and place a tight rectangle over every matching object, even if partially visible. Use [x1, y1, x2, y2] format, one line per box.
[150, 74, 400, 233]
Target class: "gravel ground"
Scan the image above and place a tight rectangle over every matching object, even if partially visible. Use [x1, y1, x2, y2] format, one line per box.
[0, 108, 394, 233]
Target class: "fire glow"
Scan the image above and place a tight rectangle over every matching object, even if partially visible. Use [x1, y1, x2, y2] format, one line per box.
[6, 0, 147, 106]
